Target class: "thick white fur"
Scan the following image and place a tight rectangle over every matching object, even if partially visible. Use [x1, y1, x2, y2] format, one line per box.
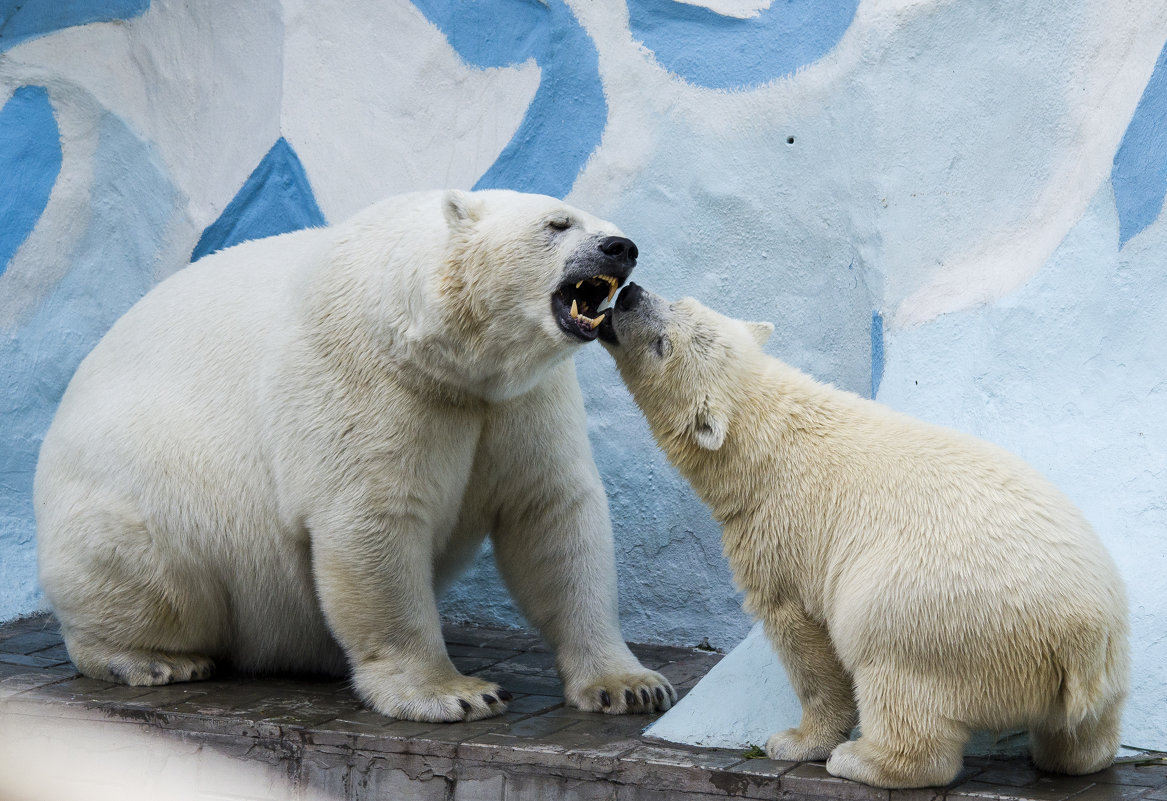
[35, 189, 673, 723]
[603, 290, 1129, 788]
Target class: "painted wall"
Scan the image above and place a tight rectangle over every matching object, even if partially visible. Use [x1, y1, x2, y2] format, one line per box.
[1, 0, 1164, 748]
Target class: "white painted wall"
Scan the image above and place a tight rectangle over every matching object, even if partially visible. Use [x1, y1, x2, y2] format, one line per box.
[1, 0, 1164, 749]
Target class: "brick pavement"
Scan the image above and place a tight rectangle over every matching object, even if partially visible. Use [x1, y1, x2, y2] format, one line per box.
[1, 613, 1163, 800]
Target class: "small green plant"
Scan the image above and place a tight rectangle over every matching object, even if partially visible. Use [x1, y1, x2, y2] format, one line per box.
[742, 744, 767, 759]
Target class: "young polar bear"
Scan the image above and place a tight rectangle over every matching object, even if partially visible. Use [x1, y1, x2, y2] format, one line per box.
[599, 284, 1129, 788]
[35, 189, 676, 723]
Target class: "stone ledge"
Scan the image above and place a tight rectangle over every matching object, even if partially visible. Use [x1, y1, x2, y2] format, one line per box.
[1, 614, 1164, 801]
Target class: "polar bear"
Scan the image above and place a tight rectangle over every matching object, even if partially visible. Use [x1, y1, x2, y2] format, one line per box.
[599, 284, 1129, 788]
[35, 189, 676, 723]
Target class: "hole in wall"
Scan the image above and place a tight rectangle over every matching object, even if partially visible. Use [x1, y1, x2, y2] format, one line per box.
[786, 136, 795, 145]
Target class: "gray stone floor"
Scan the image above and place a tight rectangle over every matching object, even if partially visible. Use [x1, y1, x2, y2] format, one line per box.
[1, 613, 1164, 800]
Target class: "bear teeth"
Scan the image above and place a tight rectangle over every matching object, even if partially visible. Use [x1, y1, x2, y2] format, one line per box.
[565, 275, 618, 332]
[569, 298, 602, 328]
[574, 275, 619, 300]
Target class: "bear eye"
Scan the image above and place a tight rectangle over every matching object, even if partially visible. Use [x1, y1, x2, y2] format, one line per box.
[547, 217, 572, 231]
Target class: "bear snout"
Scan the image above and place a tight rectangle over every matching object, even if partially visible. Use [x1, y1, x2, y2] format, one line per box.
[615, 281, 644, 311]
[599, 236, 638, 268]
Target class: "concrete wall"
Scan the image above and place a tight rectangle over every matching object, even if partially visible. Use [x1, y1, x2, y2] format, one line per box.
[1, 0, 1164, 747]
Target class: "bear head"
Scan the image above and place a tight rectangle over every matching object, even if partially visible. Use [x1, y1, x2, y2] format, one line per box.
[599, 283, 773, 452]
[434, 189, 638, 399]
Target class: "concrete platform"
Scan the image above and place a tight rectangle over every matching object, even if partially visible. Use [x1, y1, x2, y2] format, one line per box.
[1, 613, 1164, 801]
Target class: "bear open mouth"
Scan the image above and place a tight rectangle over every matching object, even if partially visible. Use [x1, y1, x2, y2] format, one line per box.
[553, 274, 621, 342]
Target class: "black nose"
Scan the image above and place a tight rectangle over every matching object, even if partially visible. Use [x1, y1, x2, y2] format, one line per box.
[600, 236, 638, 263]
[616, 281, 643, 311]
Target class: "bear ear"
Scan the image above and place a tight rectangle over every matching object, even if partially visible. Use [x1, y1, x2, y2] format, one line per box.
[746, 321, 774, 347]
[693, 399, 727, 451]
[443, 189, 482, 229]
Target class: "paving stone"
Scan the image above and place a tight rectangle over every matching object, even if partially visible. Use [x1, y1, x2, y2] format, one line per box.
[779, 762, 892, 801]
[1064, 783, 1160, 801]
[974, 762, 1046, 787]
[1088, 763, 1167, 788]
[441, 623, 543, 651]
[499, 649, 560, 673]
[724, 756, 797, 779]
[544, 703, 623, 721]
[502, 693, 563, 716]
[613, 744, 753, 797]
[472, 669, 565, 697]
[0, 615, 58, 642]
[627, 642, 706, 671]
[541, 716, 656, 766]
[0, 664, 77, 698]
[495, 713, 582, 739]
[0, 629, 67, 656]
[946, 779, 1084, 800]
[0, 650, 71, 669]
[887, 788, 946, 801]
[711, 756, 797, 799]
[655, 655, 723, 691]
[454, 655, 508, 673]
[447, 643, 524, 660]
[886, 765, 984, 801]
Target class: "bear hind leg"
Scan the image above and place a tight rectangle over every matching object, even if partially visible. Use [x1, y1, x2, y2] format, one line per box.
[43, 506, 225, 686]
[1029, 701, 1122, 775]
[64, 631, 215, 686]
[826, 668, 968, 788]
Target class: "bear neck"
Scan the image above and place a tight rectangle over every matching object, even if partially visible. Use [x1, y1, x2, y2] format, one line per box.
[302, 235, 569, 406]
[649, 357, 849, 591]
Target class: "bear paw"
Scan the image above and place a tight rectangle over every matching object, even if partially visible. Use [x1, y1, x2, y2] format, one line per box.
[354, 664, 511, 723]
[566, 670, 676, 714]
[764, 727, 843, 762]
[825, 738, 960, 789]
[105, 651, 215, 686]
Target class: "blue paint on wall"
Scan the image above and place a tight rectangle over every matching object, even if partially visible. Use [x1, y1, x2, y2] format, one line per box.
[0, 110, 179, 617]
[870, 310, 884, 399]
[627, 0, 858, 90]
[0, 0, 149, 52]
[0, 86, 61, 275]
[1113, 41, 1167, 247]
[191, 137, 325, 262]
[411, 0, 606, 199]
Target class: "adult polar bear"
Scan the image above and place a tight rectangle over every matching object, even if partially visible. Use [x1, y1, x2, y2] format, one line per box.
[35, 189, 675, 722]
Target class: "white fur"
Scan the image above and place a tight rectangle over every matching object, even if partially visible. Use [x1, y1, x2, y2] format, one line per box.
[35, 189, 674, 722]
[603, 290, 1128, 788]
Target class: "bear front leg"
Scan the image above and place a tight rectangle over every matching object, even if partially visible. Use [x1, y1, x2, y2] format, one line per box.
[312, 507, 512, 722]
[483, 363, 675, 714]
[490, 483, 675, 714]
[302, 399, 513, 723]
[761, 603, 857, 761]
